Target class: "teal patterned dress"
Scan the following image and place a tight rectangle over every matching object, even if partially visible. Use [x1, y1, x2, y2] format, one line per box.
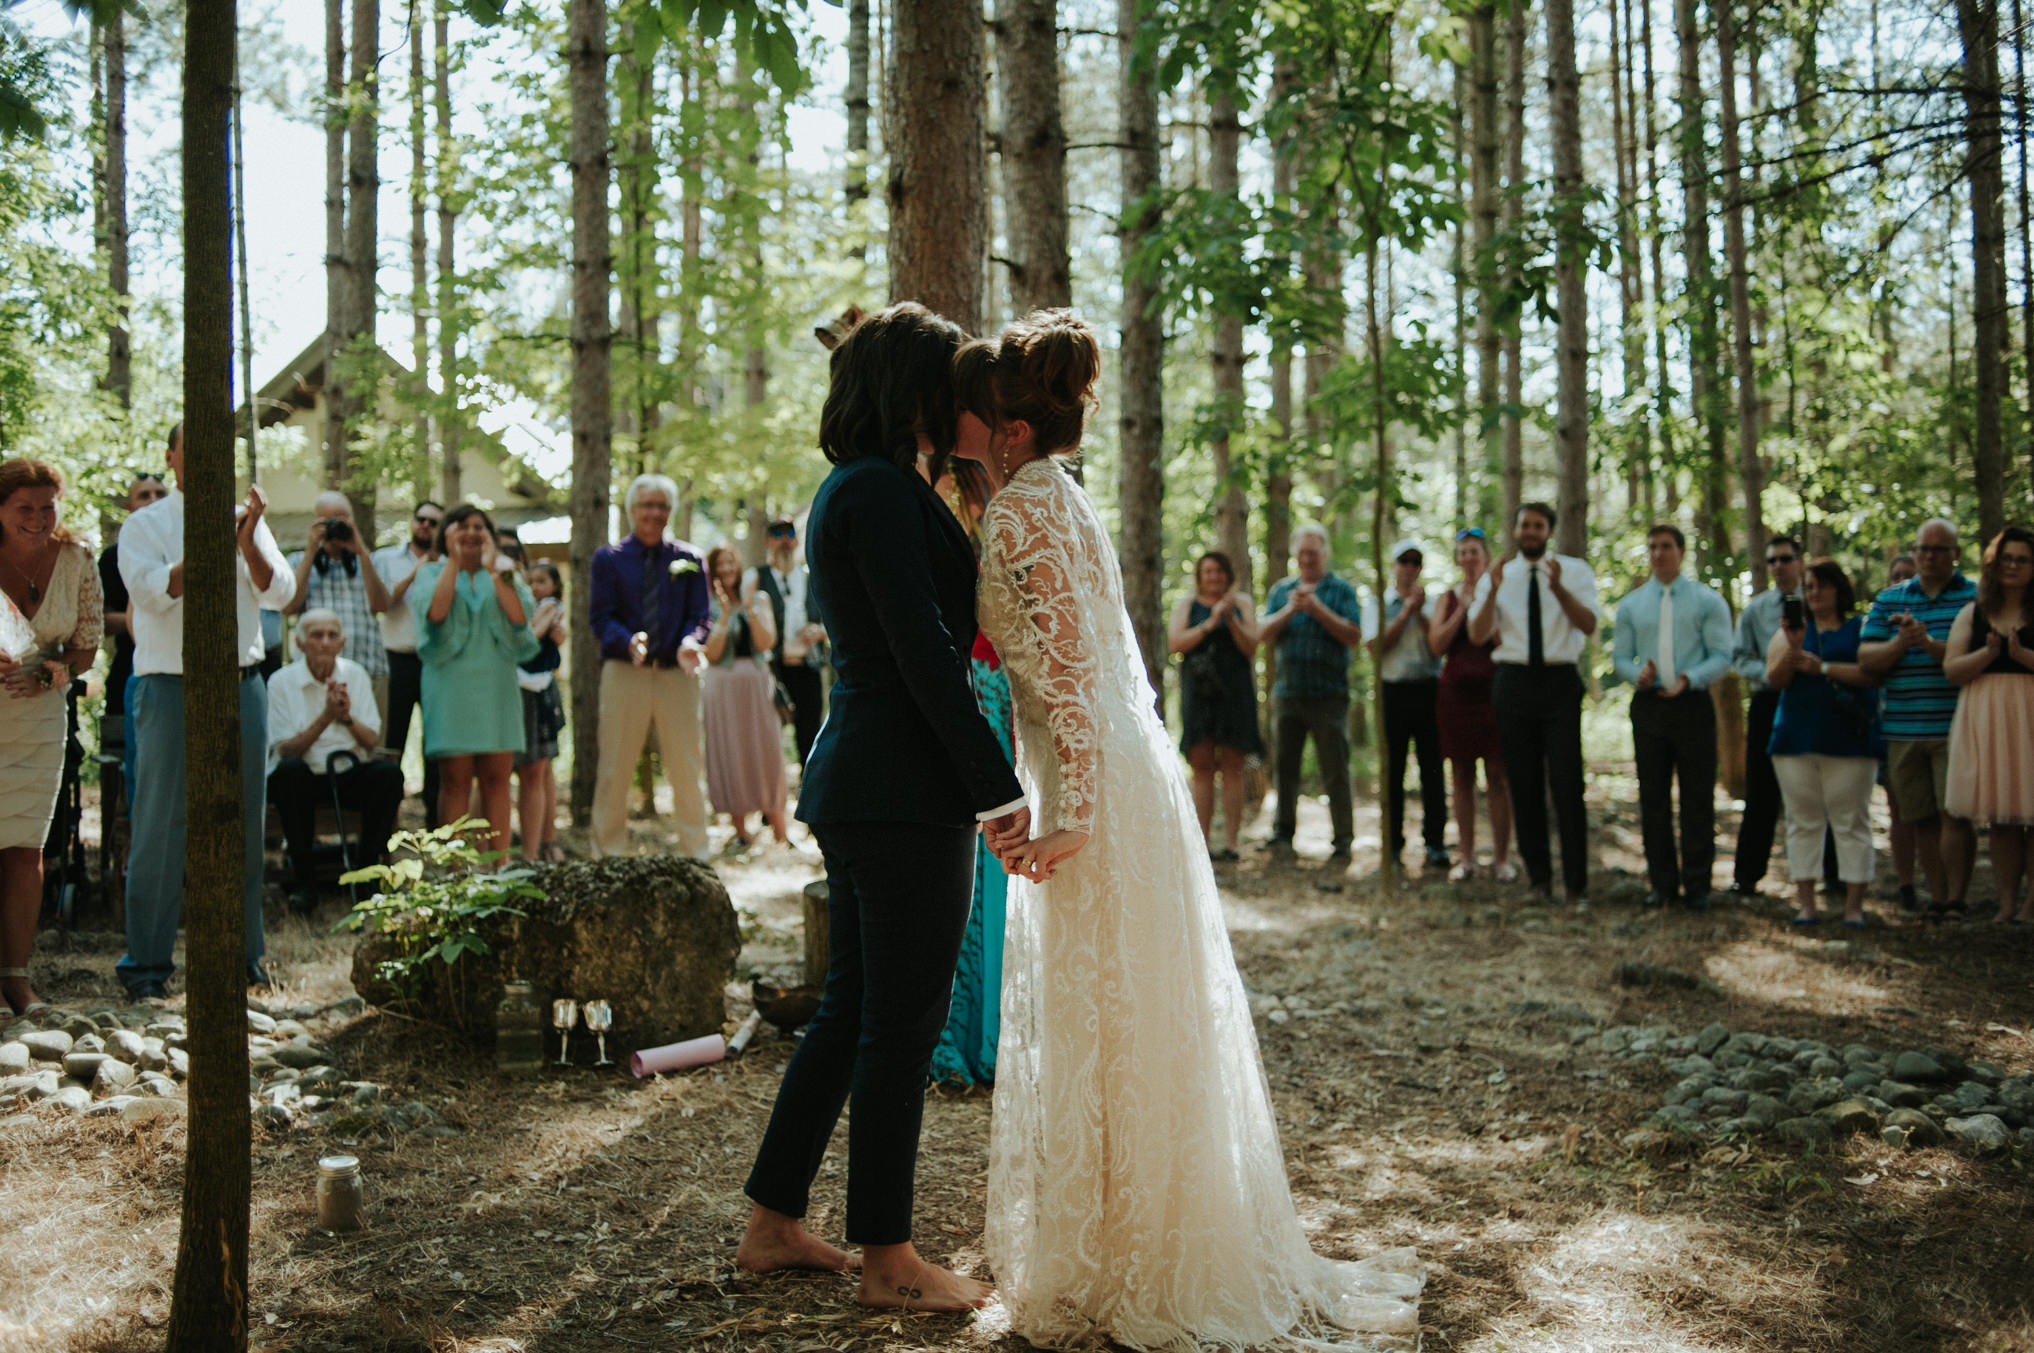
[410, 562, 539, 758]
[931, 639, 1015, 1086]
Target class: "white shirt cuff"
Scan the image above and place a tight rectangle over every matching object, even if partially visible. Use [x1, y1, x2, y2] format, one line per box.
[977, 796, 1029, 823]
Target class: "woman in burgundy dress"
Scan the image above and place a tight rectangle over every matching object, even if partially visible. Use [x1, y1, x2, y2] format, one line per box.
[1426, 528, 1515, 880]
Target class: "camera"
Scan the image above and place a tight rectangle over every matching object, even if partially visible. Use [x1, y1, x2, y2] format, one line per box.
[321, 517, 354, 543]
[1782, 595, 1804, 630]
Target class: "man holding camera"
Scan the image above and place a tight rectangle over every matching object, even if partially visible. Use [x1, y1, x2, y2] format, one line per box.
[285, 490, 391, 714]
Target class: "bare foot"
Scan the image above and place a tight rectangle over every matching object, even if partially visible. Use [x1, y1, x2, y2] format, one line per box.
[858, 1243, 993, 1312]
[736, 1205, 857, 1274]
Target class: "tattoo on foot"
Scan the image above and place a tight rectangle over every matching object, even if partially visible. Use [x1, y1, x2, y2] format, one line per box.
[898, 1284, 923, 1301]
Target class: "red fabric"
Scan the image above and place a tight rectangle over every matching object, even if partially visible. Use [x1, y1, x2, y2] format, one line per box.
[972, 630, 1001, 668]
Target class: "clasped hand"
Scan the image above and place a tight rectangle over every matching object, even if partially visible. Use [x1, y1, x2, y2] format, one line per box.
[0, 649, 61, 699]
[981, 806, 1089, 884]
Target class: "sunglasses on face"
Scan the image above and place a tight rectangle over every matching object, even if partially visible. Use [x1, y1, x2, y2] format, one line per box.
[767, 527, 795, 539]
[416, 515, 442, 525]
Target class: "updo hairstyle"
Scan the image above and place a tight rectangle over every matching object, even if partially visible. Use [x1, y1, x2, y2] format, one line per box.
[954, 308, 1101, 456]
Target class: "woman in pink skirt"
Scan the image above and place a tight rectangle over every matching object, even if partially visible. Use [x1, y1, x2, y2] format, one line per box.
[1943, 525, 2034, 923]
[702, 544, 790, 849]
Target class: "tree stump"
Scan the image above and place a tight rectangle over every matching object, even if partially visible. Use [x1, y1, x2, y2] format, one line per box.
[800, 880, 830, 989]
[351, 855, 740, 1047]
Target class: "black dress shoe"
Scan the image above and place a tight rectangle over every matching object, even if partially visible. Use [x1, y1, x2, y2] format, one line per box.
[1643, 890, 1673, 908]
[1423, 846, 1452, 868]
[1684, 891, 1713, 913]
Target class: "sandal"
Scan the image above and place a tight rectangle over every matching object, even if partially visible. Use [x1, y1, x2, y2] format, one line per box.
[0, 968, 49, 1018]
[1787, 914, 1820, 928]
[1493, 860, 1520, 883]
[1926, 901, 1968, 924]
[1448, 862, 1475, 882]
[542, 842, 567, 864]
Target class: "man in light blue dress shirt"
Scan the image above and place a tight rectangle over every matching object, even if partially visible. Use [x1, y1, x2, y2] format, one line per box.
[1612, 525, 1733, 910]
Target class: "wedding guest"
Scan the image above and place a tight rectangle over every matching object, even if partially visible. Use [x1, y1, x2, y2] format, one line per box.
[99, 472, 170, 798]
[371, 499, 445, 825]
[1427, 528, 1514, 881]
[118, 423, 294, 996]
[1942, 526, 2034, 924]
[1612, 524, 1733, 910]
[1859, 518, 1978, 921]
[1765, 560, 1883, 926]
[409, 503, 536, 863]
[284, 490, 391, 714]
[748, 517, 828, 767]
[702, 544, 789, 849]
[1259, 525, 1364, 862]
[1468, 501, 1600, 903]
[588, 473, 711, 859]
[0, 459, 102, 1018]
[265, 608, 402, 913]
[1879, 554, 1921, 910]
[1365, 540, 1450, 871]
[1729, 535, 1805, 897]
[515, 560, 567, 862]
[1168, 549, 1261, 862]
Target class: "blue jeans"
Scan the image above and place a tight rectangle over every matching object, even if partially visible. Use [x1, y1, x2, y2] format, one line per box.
[117, 672, 269, 991]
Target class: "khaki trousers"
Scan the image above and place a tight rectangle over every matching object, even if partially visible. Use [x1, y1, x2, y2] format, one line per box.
[592, 659, 709, 859]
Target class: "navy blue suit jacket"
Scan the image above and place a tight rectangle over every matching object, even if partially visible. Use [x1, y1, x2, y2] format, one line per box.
[794, 457, 1023, 827]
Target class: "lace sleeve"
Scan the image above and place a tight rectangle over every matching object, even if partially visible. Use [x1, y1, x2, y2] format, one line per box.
[70, 544, 104, 651]
[988, 489, 1100, 836]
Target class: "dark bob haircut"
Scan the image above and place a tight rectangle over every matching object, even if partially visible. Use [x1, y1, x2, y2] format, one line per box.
[817, 302, 969, 486]
[1194, 551, 1236, 587]
[1805, 557, 1856, 618]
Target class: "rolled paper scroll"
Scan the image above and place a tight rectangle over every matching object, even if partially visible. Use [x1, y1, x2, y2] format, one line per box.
[630, 1034, 726, 1077]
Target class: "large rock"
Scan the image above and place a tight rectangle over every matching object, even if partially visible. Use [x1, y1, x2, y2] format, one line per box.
[1947, 1114, 2011, 1153]
[350, 856, 741, 1048]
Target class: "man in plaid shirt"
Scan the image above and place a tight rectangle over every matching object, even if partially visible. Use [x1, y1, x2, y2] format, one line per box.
[1259, 524, 1366, 863]
[284, 490, 391, 712]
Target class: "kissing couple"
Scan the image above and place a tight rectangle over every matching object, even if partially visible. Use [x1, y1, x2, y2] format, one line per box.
[734, 303, 1423, 1351]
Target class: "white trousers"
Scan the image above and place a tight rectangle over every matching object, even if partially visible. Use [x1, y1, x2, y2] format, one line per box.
[1773, 753, 1876, 883]
[591, 660, 709, 859]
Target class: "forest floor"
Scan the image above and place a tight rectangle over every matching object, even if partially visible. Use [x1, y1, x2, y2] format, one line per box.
[4, 766, 2033, 1353]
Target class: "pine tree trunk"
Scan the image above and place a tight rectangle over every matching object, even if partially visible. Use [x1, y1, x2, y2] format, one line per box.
[1676, 0, 1728, 573]
[1470, 2, 1499, 525]
[1612, 0, 1649, 517]
[435, 9, 460, 504]
[567, 0, 613, 826]
[1117, 0, 1165, 700]
[166, 0, 252, 1344]
[1714, 0, 1765, 574]
[846, 0, 871, 214]
[410, 7, 429, 492]
[617, 18, 658, 478]
[1451, 61, 1469, 527]
[324, 0, 346, 496]
[996, 0, 1069, 315]
[233, 70, 256, 476]
[1642, 0, 1676, 514]
[343, 0, 380, 538]
[1208, 82, 1249, 593]
[888, 0, 986, 329]
[1546, 0, 1589, 558]
[103, 8, 131, 408]
[1959, 0, 2010, 538]
[1501, 0, 1527, 546]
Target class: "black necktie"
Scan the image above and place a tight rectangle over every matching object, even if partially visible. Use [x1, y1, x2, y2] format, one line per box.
[1527, 565, 1545, 668]
[640, 551, 662, 654]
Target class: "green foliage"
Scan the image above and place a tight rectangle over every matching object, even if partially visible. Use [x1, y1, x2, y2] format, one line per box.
[332, 820, 543, 995]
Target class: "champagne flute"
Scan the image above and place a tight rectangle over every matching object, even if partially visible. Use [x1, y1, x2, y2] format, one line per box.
[582, 1000, 614, 1067]
[551, 998, 578, 1066]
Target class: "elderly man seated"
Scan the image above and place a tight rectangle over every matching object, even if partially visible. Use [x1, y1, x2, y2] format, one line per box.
[267, 607, 404, 914]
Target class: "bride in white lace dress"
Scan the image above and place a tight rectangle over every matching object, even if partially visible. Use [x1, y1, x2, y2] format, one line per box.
[953, 313, 1423, 1352]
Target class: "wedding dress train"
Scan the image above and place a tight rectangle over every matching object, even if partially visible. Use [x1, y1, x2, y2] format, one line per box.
[977, 457, 1423, 1352]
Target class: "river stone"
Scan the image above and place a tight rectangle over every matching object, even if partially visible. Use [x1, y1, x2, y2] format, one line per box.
[61, 1052, 108, 1080]
[1776, 1116, 1834, 1147]
[1734, 1066, 1793, 1094]
[1842, 1069, 1881, 1094]
[1947, 1114, 2011, 1152]
[1744, 1093, 1786, 1129]
[58, 1015, 97, 1039]
[1666, 1077, 1712, 1107]
[351, 856, 743, 1046]
[136, 1076, 178, 1098]
[1667, 1055, 1717, 1078]
[1950, 1082, 1992, 1112]
[245, 1009, 277, 1034]
[1702, 1087, 1750, 1114]
[1893, 1051, 1951, 1082]
[167, 1047, 188, 1078]
[0, 1042, 28, 1073]
[271, 1042, 331, 1071]
[1818, 1098, 1879, 1135]
[1877, 1081, 1926, 1108]
[1839, 1043, 1880, 1065]
[1652, 1103, 1701, 1127]
[41, 1084, 91, 1113]
[19, 1030, 71, 1061]
[104, 1029, 144, 1061]
[1787, 1079, 1846, 1113]
[1807, 1055, 1843, 1078]
[85, 1095, 138, 1118]
[73, 1032, 106, 1055]
[121, 1097, 183, 1124]
[93, 1059, 136, 1094]
[136, 1039, 167, 1073]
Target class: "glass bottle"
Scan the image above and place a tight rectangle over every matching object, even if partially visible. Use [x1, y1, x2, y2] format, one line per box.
[316, 1155, 365, 1232]
[495, 980, 546, 1075]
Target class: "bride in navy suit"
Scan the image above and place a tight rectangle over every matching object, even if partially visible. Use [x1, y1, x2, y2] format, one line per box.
[736, 303, 1029, 1313]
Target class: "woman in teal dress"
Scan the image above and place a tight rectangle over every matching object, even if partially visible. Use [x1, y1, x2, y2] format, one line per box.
[410, 504, 538, 862]
[931, 466, 1013, 1087]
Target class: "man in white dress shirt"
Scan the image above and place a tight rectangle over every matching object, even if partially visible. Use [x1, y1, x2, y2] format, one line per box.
[116, 422, 295, 998]
[1467, 501, 1600, 902]
[266, 608, 404, 915]
[370, 499, 445, 824]
[748, 517, 829, 767]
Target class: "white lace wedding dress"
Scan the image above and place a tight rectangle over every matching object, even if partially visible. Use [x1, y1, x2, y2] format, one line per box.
[977, 457, 1423, 1352]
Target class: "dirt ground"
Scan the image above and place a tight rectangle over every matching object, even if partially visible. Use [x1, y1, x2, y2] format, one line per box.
[4, 767, 2032, 1353]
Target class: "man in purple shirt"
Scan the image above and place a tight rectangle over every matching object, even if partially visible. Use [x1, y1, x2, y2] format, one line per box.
[588, 473, 712, 858]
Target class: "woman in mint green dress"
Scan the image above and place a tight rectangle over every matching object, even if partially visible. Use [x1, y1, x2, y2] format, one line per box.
[410, 503, 538, 861]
